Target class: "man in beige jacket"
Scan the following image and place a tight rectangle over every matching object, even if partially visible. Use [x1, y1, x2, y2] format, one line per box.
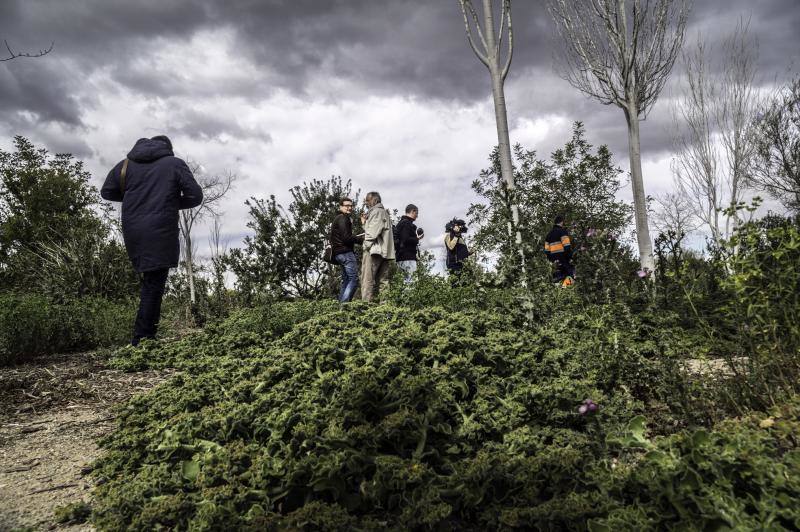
[360, 191, 395, 302]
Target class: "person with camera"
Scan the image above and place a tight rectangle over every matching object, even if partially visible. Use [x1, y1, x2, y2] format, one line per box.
[394, 204, 424, 283]
[444, 218, 470, 279]
[543, 214, 575, 285]
[100, 135, 203, 346]
[360, 191, 395, 302]
[330, 197, 364, 302]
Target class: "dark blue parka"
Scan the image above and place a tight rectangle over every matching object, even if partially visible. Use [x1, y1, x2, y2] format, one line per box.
[100, 138, 203, 272]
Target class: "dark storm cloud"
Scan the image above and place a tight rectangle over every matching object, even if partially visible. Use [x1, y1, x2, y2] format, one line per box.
[0, 59, 85, 125]
[1, 0, 798, 155]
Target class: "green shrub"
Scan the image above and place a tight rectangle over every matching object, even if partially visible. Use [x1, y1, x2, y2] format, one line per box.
[590, 397, 800, 530]
[0, 293, 135, 365]
[716, 216, 800, 410]
[92, 301, 714, 530]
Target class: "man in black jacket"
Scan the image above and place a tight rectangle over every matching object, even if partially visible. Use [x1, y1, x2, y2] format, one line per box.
[330, 197, 364, 302]
[395, 204, 424, 282]
[543, 214, 575, 284]
[101, 135, 203, 345]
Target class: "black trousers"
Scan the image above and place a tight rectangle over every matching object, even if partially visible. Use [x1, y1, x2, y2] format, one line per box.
[132, 268, 169, 346]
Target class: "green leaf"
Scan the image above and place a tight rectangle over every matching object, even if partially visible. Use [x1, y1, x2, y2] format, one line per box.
[181, 460, 200, 481]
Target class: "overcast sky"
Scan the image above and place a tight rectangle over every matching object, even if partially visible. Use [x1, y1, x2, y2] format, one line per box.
[1, 0, 798, 263]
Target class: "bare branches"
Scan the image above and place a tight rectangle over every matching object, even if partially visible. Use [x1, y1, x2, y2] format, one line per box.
[751, 76, 800, 211]
[671, 20, 761, 243]
[500, 0, 513, 81]
[458, 0, 513, 77]
[459, 0, 490, 67]
[548, 0, 689, 117]
[1, 40, 54, 62]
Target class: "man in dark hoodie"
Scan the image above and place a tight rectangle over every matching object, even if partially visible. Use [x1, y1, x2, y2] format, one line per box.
[395, 204, 424, 283]
[100, 135, 203, 345]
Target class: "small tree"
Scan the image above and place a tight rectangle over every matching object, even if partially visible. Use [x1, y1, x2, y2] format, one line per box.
[0, 136, 137, 298]
[227, 177, 359, 300]
[469, 123, 632, 284]
[751, 76, 800, 212]
[672, 21, 760, 244]
[178, 162, 236, 305]
[548, 0, 690, 271]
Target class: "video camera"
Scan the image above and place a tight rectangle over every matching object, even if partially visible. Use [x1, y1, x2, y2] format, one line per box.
[445, 218, 468, 233]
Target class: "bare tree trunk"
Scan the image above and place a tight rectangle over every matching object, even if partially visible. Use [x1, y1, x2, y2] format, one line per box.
[625, 105, 655, 271]
[459, 0, 526, 281]
[180, 211, 196, 305]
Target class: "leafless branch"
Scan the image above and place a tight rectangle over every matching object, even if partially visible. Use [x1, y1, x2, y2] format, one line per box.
[1, 40, 54, 62]
[459, 0, 490, 67]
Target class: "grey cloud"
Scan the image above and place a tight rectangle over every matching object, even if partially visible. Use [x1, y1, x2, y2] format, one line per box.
[0, 59, 85, 125]
[171, 108, 273, 143]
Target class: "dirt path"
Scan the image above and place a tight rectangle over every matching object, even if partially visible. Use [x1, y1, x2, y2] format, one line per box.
[0, 351, 170, 531]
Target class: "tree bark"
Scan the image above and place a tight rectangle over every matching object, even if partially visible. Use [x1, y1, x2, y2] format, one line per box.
[180, 212, 196, 305]
[480, 0, 526, 278]
[625, 105, 655, 271]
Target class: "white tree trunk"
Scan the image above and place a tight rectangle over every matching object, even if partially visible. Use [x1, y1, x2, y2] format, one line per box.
[180, 213, 196, 305]
[481, 0, 526, 277]
[625, 105, 655, 271]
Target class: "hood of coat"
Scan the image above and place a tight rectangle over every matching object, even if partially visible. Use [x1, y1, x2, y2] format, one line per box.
[127, 138, 174, 163]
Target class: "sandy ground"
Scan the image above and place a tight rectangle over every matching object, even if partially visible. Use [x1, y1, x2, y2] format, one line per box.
[0, 351, 170, 531]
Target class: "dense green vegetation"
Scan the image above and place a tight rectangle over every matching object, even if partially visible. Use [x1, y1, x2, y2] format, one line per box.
[91, 290, 799, 529]
[0, 294, 135, 366]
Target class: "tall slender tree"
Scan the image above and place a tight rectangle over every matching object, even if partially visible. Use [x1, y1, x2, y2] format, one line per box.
[458, 0, 526, 278]
[548, 0, 690, 271]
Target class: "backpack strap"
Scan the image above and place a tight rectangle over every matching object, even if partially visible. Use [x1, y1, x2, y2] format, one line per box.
[120, 158, 129, 194]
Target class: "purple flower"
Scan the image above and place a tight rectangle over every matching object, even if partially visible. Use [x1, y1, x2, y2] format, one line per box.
[585, 228, 598, 237]
[637, 270, 648, 278]
[588, 402, 598, 412]
[578, 404, 588, 415]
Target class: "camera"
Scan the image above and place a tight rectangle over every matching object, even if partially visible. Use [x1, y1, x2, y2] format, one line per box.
[445, 218, 468, 233]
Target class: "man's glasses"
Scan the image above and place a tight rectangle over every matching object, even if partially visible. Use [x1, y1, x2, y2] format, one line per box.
[342, 204, 353, 208]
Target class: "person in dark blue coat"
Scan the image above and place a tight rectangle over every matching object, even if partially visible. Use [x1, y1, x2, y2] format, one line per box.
[101, 135, 202, 345]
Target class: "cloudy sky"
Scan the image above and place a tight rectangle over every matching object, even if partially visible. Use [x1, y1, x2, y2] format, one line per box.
[1, 0, 798, 263]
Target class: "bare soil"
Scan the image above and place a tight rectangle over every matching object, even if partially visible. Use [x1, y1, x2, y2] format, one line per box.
[0, 351, 171, 531]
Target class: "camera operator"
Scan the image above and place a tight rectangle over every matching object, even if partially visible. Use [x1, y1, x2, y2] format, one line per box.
[395, 204, 424, 283]
[444, 218, 470, 279]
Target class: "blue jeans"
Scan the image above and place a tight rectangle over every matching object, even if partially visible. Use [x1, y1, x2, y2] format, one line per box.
[335, 251, 359, 302]
[397, 260, 417, 283]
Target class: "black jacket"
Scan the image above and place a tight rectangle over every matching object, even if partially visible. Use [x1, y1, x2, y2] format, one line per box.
[100, 138, 203, 273]
[445, 232, 469, 269]
[330, 213, 363, 256]
[395, 215, 420, 261]
[543, 225, 573, 262]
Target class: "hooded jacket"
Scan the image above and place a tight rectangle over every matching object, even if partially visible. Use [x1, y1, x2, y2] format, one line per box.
[100, 138, 203, 272]
[362, 202, 395, 260]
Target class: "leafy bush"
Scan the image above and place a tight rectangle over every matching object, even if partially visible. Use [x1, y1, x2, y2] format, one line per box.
[0, 293, 135, 365]
[591, 397, 800, 530]
[715, 215, 800, 410]
[93, 300, 716, 530]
